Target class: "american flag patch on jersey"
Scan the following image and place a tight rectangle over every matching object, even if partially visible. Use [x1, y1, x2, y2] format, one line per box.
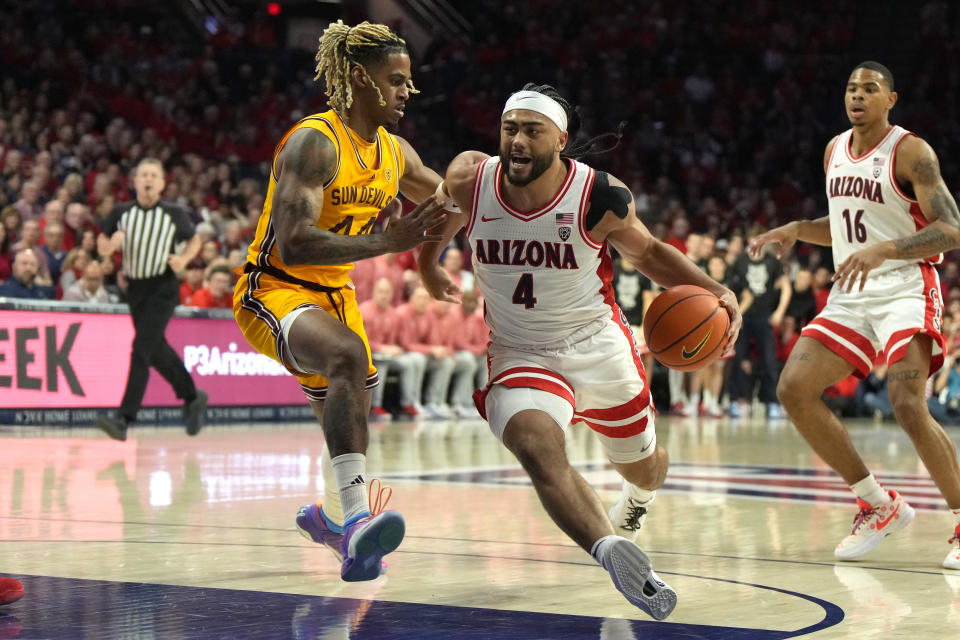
[873, 157, 885, 166]
[555, 212, 574, 224]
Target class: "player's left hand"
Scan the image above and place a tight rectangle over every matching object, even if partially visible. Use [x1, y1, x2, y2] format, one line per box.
[832, 245, 888, 293]
[168, 254, 188, 273]
[717, 288, 742, 358]
[421, 265, 462, 303]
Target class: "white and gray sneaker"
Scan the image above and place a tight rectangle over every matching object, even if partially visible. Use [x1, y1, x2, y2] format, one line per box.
[606, 538, 677, 621]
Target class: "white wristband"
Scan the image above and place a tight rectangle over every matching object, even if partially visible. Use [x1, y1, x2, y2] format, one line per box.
[434, 181, 461, 212]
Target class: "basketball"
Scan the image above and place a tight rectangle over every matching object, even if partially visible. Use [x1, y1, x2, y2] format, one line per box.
[643, 285, 729, 371]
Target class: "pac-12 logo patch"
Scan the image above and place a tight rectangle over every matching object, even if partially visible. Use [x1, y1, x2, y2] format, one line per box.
[558, 226, 571, 241]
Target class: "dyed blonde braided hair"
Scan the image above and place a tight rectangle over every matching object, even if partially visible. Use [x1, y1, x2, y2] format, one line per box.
[314, 20, 418, 112]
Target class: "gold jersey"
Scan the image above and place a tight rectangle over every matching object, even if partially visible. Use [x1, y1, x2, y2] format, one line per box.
[245, 109, 405, 288]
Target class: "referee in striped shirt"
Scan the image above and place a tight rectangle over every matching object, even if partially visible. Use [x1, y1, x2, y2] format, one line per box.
[96, 158, 207, 440]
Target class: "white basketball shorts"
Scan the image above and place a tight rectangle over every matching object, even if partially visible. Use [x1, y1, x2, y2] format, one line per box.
[474, 316, 656, 464]
[800, 263, 944, 377]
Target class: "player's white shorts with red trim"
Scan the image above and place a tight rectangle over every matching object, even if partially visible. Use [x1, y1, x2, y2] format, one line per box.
[800, 263, 944, 378]
[474, 317, 655, 464]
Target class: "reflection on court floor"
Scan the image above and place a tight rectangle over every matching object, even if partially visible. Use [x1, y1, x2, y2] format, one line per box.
[2, 416, 958, 638]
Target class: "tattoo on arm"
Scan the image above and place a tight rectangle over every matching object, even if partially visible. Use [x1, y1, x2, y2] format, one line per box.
[893, 155, 960, 259]
[912, 156, 940, 186]
[789, 351, 810, 362]
[273, 129, 387, 266]
[585, 172, 632, 230]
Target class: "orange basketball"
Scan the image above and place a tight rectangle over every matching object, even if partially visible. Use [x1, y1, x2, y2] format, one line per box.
[643, 285, 729, 371]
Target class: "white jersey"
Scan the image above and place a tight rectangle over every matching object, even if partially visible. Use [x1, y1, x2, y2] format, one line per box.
[826, 125, 941, 275]
[466, 157, 616, 347]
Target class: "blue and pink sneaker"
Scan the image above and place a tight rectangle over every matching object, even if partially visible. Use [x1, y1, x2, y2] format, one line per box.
[295, 479, 405, 581]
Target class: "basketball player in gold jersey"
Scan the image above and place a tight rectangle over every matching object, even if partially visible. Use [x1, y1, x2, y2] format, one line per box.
[234, 21, 450, 582]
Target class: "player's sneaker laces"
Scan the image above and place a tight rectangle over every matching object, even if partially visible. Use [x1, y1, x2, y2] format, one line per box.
[834, 490, 915, 560]
[608, 493, 652, 542]
[943, 523, 960, 570]
[605, 538, 677, 621]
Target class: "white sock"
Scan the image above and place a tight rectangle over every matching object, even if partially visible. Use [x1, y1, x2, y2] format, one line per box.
[590, 535, 619, 572]
[331, 452, 369, 525]
[851, 474, 891, 507]
[951, 508, 960, 528]
[319, 445, 343, 526]
[623, 480, 655, 506]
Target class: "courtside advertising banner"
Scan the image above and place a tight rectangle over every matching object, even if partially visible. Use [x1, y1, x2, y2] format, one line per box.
[0, 309, 302, 410]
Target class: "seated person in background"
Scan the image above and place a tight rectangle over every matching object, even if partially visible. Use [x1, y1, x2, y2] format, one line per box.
[38, 221, 68, 283]
[856, 362, 892, 420]
[190, 265, 233, 309]
[62, 260, 110, 304]
[58, 247, 91, 296]
[433, 297, 480, 419]
[180, 258, 206, 305]
[449, 289, 489, 418]
[395, 285, 455, 420]
[359, 278, 426, 421]
[11, 220, 52, 284]
[351, 253, 406, 305]
[0, 249, 56, 299]
[199, 239, 220, 264]
[930, 353, 960, 425]
[441, 246, 474, 292]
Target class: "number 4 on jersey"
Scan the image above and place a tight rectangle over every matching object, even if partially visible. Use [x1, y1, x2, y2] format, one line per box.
[512, 273, 537, 309]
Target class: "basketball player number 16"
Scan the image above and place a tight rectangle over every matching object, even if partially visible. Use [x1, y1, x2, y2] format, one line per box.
[841, 208, 867, 243]
[513, 273, 538, 309]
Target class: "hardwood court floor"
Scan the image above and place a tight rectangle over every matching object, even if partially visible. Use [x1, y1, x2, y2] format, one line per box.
[1, 414, 959, 638]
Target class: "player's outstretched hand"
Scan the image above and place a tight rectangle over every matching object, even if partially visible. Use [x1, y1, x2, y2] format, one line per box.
[717, 288, 742, 358]
[748, 223, 798, 260]
[382, 196, 447, 253]
[421, 265, 462, 303]
[832, 244, 887, 293]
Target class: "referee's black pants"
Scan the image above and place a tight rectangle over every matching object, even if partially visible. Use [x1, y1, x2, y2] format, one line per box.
[120, 273, 196, 421]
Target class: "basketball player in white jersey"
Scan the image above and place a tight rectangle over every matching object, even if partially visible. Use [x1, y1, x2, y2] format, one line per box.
[418, 84, 742, 620]
[750, 61, 960, 569]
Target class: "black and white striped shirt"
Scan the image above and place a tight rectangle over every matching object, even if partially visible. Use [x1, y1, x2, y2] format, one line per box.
[102, 200, 195, 280]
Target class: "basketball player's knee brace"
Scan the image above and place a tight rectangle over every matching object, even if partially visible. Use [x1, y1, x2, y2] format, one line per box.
[596, 427, 658, 465]
[485, 385, 574, 442]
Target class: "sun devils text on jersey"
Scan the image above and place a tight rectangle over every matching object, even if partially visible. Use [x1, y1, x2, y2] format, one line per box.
[246, 109, 405, 288]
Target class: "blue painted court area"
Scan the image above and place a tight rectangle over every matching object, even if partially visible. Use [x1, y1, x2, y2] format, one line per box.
[1, 574, 822, 639]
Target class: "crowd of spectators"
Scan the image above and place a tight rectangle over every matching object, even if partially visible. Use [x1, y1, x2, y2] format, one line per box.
[4, 0, 960, 420]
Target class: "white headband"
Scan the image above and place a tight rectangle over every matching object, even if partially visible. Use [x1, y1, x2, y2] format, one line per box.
[502, 91, 568, 132]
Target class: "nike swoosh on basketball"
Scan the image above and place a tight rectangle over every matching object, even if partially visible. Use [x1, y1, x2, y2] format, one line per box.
[481, 215, 502, 222]
[875, 503, 901, 531]
[681, 330, 712, 360]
